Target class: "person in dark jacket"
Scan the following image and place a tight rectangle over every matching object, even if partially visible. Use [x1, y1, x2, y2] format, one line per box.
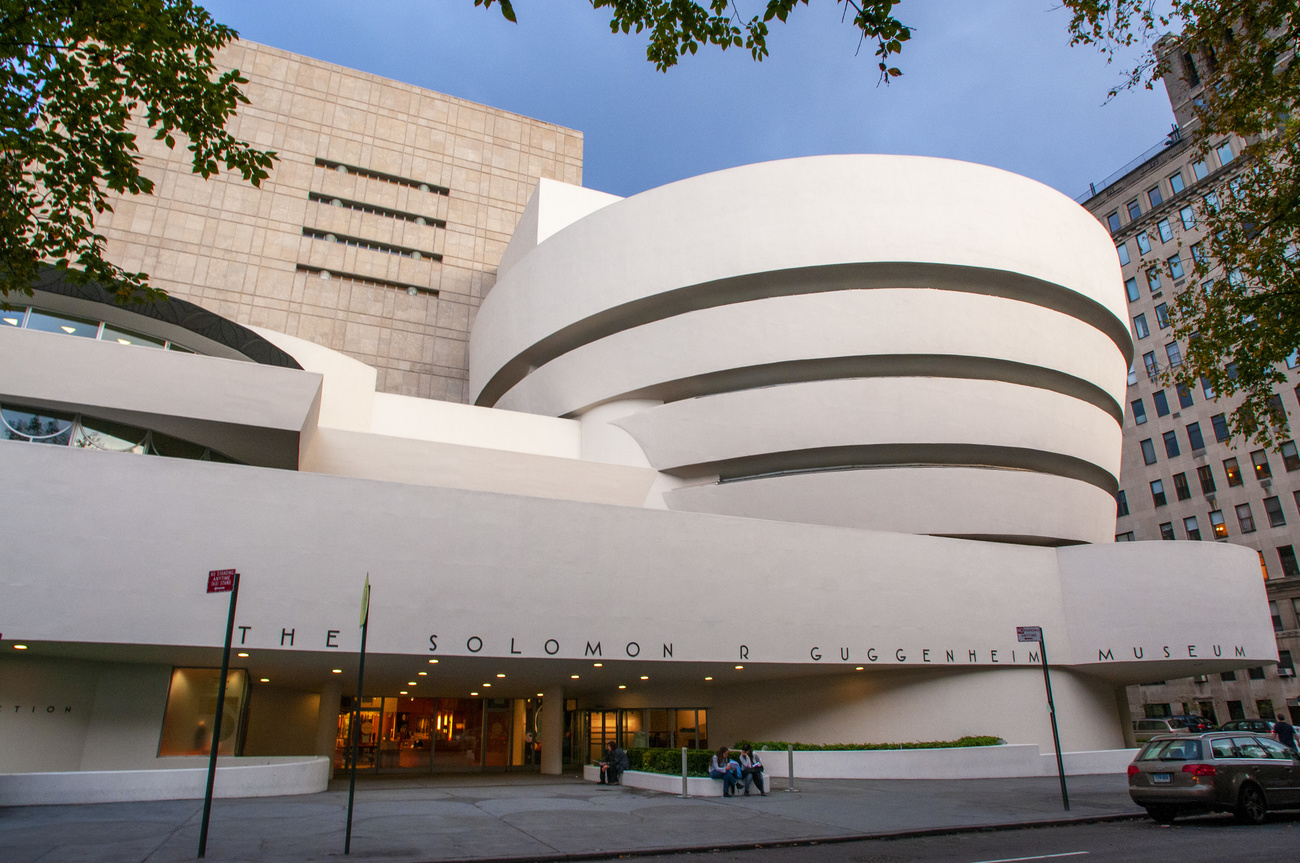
[598, 741, 629, 785]
[1275, 712, 1297, 752]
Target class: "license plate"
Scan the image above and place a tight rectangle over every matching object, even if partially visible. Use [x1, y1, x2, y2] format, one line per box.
[1153, 773, 1172, 784]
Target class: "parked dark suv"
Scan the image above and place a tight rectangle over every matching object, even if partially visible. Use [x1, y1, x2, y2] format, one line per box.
[1128, 733, 1300, 824]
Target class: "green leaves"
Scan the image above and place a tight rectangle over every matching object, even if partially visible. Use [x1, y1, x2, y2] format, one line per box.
[0, 0, 277, 305]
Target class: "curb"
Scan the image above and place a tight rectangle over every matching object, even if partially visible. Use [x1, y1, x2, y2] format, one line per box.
[402, 811, 1148, 863]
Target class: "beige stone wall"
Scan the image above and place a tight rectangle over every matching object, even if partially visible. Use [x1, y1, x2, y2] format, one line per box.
[95, 40, 583, 402]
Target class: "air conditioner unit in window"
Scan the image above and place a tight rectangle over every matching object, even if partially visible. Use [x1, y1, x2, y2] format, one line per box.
[1279, 668, 1294, 677]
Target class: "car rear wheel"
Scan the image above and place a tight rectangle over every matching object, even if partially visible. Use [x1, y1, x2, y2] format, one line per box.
[1146, 805, 1177, 824]
[1234, 784, 1267, 825]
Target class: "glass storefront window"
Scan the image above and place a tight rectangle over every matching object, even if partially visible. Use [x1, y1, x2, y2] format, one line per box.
[1, 308, 28, 328]
[2, 405, 74, 445]
[158, 667, 249, 756]
[101, 323, 165, 349]
[2, 304, 196, 351]
[75, 416, 149, 454]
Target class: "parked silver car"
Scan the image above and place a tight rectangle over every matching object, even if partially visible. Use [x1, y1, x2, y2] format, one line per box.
[1128, 733, 1300, 823]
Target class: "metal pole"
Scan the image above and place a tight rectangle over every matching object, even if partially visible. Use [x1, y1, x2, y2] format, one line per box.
[681, 747, 688, 798]
[344, 598, 370, 854]
[198, 573, 239, 859]
[1039, 634, 1069, 811]
[786, 743, 797, 792]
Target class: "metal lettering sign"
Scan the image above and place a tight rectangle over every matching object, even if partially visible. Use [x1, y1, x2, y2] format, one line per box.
[207, 570, 238, 593]
[1016, 626, 1043, 643]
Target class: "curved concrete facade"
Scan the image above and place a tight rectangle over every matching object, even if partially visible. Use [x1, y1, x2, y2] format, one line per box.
[472, 156, 1132, 544]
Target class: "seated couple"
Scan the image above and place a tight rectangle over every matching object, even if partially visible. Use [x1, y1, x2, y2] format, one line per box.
[708, 745, 766, 797]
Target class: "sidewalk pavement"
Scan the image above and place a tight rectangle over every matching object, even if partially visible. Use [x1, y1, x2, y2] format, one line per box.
[0, 771, 1145, 863]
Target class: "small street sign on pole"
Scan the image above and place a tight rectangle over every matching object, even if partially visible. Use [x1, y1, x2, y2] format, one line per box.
[345, 575, 371, 855]
[198, 569, 241, 859]
[1018, 624, 1069, 811]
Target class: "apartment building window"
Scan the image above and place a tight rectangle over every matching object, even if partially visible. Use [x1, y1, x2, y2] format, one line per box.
[1227, 700, 1244, 720]
[1236, 503, 1256, 533]
[1215, 142, 1235, 166]
[1133, 313, 1149, 339]
[1205, 191, 1219, 212]
[1163, 431, 1181, 458]
[1295, 490, 1300, 514]
[1148, 185, 1164, 208]
[1154, 303, 1170, 328]
[1107, 211, 1122, 232]
[1169, 170, 1185, 194]
[1197, 465, 1216, 494]
[1144, 351, 1160, 378]
[1224, 457, 1243, 486]
[1125, 277, 1140, 302]
[1210, 509, 1228, 538]
[1116, 531, 1135, 541]
[1252, 449, 1272, 480]
[1193, 160, 1210, 181]
[1137, 231, 1153, 254]
[1117, 241, 1130, 266]
[1264, 496, 1286, 528]
[1279, 651, 1295, 675]
[1294, 597, 1300, 621]
[1167, 253, 1184, 279]
[1160, 522, 1176, 540]
[1280, 546, 1300, 577]
[1153, 390, 1171, 416]
[1282, 441, 1300, 471]
[1184, 516, 1201, 540]
[1151, 480, 1168, 507]
[1226, 361, 1238, 380]
[1223, 671, 1238, 683]
[1175, 380, 1192, 405]
[1127, 199, 1142, 221]
[1131, 398, 1148, 424]
[1173, 472, 1192, 500]
[1201, 376, 1215, 399]
[1191, 241, 1205, 264]
[1141, 439, 1157, 464]
[1116, 490, 1129, 517]
[1166, 342, 1183, 367]
[1128, 363, 1138, 386]
[1179, 205, 1195, 229]
[1249, 667, 1266, 681]
[1148, 271, 1162, 292]
[1211, 413, 1230, 442]
[1288, 350, 1300, 369]
[1271, 601, 1283, 630]
[1269, 394, 1285, 423]
[1157, 218, 1173, 243]
[1186, 423, 1205, 451]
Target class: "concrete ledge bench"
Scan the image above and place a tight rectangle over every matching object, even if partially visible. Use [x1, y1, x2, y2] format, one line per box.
[582, 764, 732, 796]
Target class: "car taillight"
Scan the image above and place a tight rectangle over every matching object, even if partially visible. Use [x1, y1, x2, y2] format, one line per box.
[1182, 763, 1216, 776]
[1127, 764, 1140, 777]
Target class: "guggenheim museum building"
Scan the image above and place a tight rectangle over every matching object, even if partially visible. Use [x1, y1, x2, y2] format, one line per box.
[0, 41, 1276, 788]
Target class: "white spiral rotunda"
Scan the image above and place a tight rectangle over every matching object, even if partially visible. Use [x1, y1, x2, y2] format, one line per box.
[472, 156, 1132, 545]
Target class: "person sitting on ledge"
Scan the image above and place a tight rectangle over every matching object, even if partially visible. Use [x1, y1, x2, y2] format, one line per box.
[709, 746, 741, 797]
[598, 741, 628, 785]
[739, 744, 766, 796]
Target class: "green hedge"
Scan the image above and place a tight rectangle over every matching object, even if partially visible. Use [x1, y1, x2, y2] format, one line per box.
[733, 736, 1002, 752]
[609, 737, 1001, 776]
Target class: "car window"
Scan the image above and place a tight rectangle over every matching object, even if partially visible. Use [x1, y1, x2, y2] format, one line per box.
[1138, 739, 1201, 761]
[1234, 736, 1269, 759]
[1211, 738, 1239, 759]
[1167, 718, 1190, 728]
[1258, 739, 1295, 760]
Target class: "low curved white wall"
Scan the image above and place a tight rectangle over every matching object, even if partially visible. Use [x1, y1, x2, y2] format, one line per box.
[0, 756, 331, 806]
[665, 467, 1118, 545]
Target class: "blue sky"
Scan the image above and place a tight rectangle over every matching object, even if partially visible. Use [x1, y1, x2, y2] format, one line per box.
[198, 0, 1176, 201]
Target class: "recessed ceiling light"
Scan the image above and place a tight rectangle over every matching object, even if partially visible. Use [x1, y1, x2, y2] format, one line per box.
[571, 675, 579, 679]
[237, 653, 249, 658]
[116, 338, 131, 345]
[428, 659, 438, 664]
[856, 666, 865, 671]
[13, 644, 28, 650]
[332, 669, 343, 674]
[734, 665, 744, 670]
[704, 676, 712, 681]
[471, 691, 479, 696]
[537, 693, 544, 697]
[640, 676, 648, 680]
[496, 673, 505, 678]
[60, 325, 75, 333]
[593, 662, 602, 667]
[618, 685, 626, 689]
[483, 683, 491, 687]
[418, 671, 427, 676]
[400, 691, 408, 695]
[259, 678, 269, 683]
[408, 682, 417, 686]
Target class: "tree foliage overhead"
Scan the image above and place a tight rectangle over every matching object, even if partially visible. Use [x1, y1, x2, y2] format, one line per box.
[475, 0, 911, 78]
[0, 0, 276, 304]
[1063, 1, 1299, 446]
